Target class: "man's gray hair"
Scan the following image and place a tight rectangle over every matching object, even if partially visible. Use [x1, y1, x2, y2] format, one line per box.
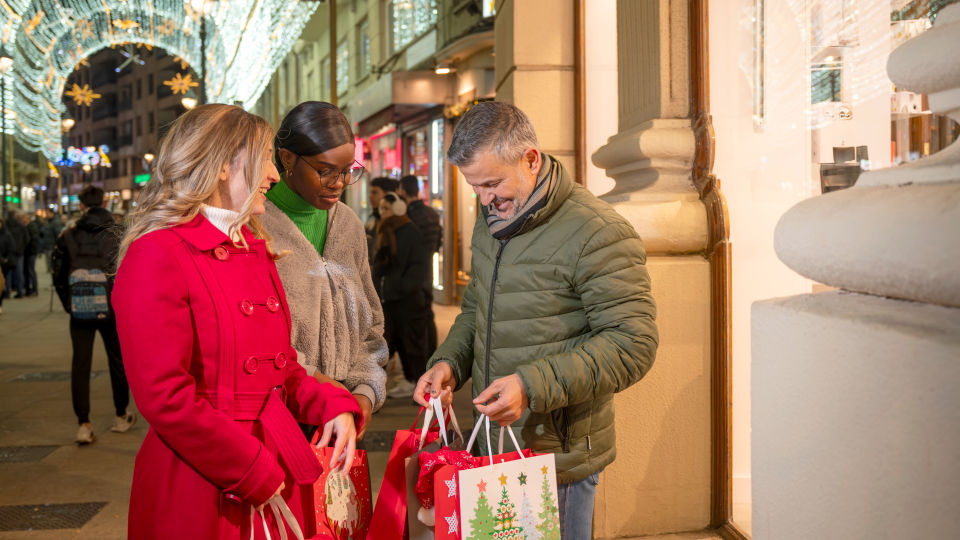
[446, 102, 540, 166]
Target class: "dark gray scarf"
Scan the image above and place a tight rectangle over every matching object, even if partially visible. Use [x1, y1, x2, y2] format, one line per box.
[481, 154, 559, 240]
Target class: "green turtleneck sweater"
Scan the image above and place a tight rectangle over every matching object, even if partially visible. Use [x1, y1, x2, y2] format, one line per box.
[266, 179, 329, 255]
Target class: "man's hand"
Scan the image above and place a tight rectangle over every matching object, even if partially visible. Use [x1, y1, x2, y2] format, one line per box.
[316, 412, 357, 472]
[414, 362, 457, 408]
[473, 374, 529, 427]
[312, 371, 348, 392]
[354, 394, 372, 441]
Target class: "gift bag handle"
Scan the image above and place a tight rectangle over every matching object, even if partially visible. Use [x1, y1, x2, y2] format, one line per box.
[466, 415, 525, 468]
[248, 495, 305, 540]
[418, 396, 462, 450]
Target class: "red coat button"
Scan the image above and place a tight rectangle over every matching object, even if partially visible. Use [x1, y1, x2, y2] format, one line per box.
[265, 296, 280, 313]
[244, 356, 258, 374]
[274, 352, 286, 369]
[239, 299, 254, 316]
[213, 246, 229, 261]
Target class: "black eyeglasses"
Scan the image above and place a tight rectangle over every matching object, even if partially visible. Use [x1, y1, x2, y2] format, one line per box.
[296, 156, 365, 186]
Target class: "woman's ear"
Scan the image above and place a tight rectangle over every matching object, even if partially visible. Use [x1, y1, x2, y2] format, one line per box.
[218, 162, 231, 183]
[277, 148, 296, 174]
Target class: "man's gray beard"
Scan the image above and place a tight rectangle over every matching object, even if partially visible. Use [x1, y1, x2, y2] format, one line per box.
[490, 193, 530, 219]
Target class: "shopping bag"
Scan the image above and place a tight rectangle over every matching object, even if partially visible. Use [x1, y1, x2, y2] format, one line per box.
[304, 431, 372, 540]
[405, 397, 464, 540]
[453, 416, 562, 540]
[366, 404, 446, 540]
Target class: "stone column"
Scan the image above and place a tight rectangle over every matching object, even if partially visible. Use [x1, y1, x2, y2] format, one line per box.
[590, 0, 713, 537]
[494, 0, 576, 173]
[752, 6, 960, 538]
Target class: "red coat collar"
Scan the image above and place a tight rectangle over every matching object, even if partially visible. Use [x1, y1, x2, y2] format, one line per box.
[172, 213, 258, 252]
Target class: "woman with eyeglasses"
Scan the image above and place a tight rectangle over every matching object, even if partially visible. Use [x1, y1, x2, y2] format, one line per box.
[262, 101, 387, 440]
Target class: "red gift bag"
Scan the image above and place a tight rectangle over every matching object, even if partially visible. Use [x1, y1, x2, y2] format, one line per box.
[366, 405, 447, 540]
[305, 432, 373, 540]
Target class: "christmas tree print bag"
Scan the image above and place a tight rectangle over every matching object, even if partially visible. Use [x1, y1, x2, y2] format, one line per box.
[442, 415, 561, 540]
[306, 430, 373, 540]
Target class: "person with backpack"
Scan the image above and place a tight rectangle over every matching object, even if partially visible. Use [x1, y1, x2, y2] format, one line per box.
[52, 185, 135, 444]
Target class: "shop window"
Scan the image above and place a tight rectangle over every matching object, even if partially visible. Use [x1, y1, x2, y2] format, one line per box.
[358, 18, 371, 78]
[321, 56, 331, 101]
[810, 61, 842, 105]
[709, 1, 960, 537]
[337, 39, 349, 94]
[390, 0, 438, 53]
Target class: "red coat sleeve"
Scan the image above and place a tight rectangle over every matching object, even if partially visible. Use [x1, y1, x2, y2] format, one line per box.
[113, 235, 283, 506]
[282, 353, 364, 430]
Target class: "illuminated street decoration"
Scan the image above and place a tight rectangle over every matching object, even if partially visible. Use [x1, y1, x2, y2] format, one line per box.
[164, 73, 198, 95]
[64, 83, 101, 106]
[1, 0, 318, 160]
[56, 145, 112, 168]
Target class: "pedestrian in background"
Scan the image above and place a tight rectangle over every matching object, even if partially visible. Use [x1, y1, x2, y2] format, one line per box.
[264, 101, 388, 440]
[20, 211, 40, 296]
[52, 185, 135, 444]
[365, 176, 398, 263]
[41, 211, 60, 273]
[112, 104, 361, 539]
[0, 217, 15, 315]
[373, 192, 431, 399]
[4, 210, 26, 298]
[399, 175, 442, 355]
[415, 102, 658, 540]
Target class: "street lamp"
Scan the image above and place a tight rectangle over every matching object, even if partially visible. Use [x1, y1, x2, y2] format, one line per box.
[181, 94, 198, 110]
[190, 0, 214, 104]
[144, 153, 155, 166]
[61, 117, 75, 132]
[0, 45, 11, 220]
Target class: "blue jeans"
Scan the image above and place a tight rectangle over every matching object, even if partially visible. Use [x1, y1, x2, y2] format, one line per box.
[5, 256, 23, 296]
[558, 470, 601, 540]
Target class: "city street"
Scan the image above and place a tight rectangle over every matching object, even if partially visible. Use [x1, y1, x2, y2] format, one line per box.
[0, 265, 471, 537]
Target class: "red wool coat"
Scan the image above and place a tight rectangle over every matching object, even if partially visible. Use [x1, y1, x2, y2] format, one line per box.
[113, 215, 361, 540]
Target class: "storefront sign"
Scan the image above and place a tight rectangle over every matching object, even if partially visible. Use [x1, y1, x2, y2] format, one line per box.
[134, 173, 151, 185]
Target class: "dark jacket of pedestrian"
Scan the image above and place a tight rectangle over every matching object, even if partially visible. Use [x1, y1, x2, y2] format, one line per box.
[39, 218, 57, 253]
[0, 219, 14, 275]
[52, 207, 120, 315]
[5, 215, 26, 257]
[406, 199, 442, 255]
[372, 213, 430, 303]
[24, 218, 40, 257]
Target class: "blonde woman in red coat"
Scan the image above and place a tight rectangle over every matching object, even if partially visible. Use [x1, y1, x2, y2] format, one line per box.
[112, 104, 361, 539]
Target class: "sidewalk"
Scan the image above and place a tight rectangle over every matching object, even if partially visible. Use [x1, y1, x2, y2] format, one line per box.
[0, 265, 470, 538]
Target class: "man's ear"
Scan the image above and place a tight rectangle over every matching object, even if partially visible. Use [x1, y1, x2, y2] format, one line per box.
[277, 148, 297, 173]
[523, 147, 541, 175]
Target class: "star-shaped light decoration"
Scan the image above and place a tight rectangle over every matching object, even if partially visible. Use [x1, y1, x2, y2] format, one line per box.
[65, 83, 102, 106]
[173, 56, 190, 70]
[518, 472, 527, 485]
[112, 19, 139, 32]
[75, 20, 94, 40]
[445, 478, 457, 498]
[498, 473, 508, 486]
[444, 511, 458, 534]
[164, 73, 199, 95]
[477, 479, 487, 493]
[26, 11, 44, 34]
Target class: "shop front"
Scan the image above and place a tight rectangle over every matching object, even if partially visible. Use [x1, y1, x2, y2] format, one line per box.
[707, 0, 960, 535]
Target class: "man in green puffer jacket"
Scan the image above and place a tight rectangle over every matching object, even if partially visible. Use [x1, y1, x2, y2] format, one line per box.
[414, 102, 658, 539]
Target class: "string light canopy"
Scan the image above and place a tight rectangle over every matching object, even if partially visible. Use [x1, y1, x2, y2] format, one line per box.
[0, 0, 318, 160]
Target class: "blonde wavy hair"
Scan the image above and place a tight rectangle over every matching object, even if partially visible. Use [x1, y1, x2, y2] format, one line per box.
[118, 104, 277, 264]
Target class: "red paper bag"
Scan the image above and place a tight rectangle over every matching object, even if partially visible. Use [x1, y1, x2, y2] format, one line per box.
[305, 433, 372, 540]
[366, 407, 444, 540]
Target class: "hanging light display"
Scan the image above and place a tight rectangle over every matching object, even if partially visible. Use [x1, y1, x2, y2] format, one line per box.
[0, 0, 318, 160]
